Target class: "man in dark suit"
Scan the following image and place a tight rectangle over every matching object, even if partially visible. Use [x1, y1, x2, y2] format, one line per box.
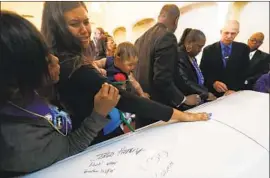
[200, 20, 250, 97]
[134, 4, 201, 128]
[244, 32, 270, 90]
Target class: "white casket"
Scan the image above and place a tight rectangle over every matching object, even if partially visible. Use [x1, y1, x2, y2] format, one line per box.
[24, 91, 269, 178]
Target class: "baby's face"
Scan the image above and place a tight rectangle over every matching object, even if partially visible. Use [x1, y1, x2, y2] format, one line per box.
[116, 56, 138, 74]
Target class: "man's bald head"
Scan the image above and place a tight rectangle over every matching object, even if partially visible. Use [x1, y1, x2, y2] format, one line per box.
[248, 32, 264, 51]
[220, 20, 240, 45]
[222, 20, 240, 32]
[158, 4, 180, 33]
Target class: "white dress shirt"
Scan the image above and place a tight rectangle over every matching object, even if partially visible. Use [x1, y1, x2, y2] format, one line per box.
[245, 50, 258, 84]
[249, 50, 257, 60]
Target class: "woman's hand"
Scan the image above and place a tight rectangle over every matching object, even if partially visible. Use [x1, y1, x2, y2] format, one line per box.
[170, 109, 211, 122]
[207, 92, 217, 101]
[184, 94, 201, 106]
[224, 90, 235, 96]
[94, 83, 120, 117]
[182, 112, 211, 122]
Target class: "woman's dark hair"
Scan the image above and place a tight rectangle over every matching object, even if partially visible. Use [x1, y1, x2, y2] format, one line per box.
[178, 28, 192, 47]
[0, 11, 50, 106]
[178, 28, 205, 47]
[41, 1, 88, 56]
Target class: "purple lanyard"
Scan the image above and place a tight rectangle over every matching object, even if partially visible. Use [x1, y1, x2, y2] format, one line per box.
[1, 95, 72, 135]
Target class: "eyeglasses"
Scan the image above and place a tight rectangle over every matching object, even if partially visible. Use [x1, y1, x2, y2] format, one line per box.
[249, 38, 263, 44]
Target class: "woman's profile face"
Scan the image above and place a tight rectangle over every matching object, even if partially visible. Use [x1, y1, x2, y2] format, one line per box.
[64, 6, 91, 48]
[190, 38, 206, 57]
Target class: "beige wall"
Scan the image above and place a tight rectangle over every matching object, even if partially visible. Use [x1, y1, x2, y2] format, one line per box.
[236, 2, 269, 53]
[1, 1, 269, 54]
[132, 18, 156, 43]
[0, 2, 106, 32]
[1, 2, 44, 30]
[113, 27, 127, 44]
[176, 3, 220, 62]
[100, 2, 193, 42]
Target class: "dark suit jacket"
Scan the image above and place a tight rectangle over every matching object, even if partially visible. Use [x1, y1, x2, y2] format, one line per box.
[176, 46, 209, 100]
[134, 23, 185, 108]
[94, 38, 106, 60]
[245, 50, 270, 90]
[200, 41, 250, 97]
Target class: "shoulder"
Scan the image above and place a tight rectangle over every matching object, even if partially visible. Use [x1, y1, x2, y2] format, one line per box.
[65, 64, 105, 87]
[148, 23, 167, 37]
[58, 54, 79, 72]
[162, 31, 177, 41]
[261, 73, 270, 78]
[258, 50, 270, 58]
[57, 55, 82, 82]
[233, 41, 249, 51]
[256, 73, 270, 85]
[203, 42, 219, 53]
[73, 65, 102, 79]
[155, 31, 177, 50]
[135, 23, 159, 43]
[0, 113, 68, 173]
[0, 113, 53, 144]
[178, 47, 188, 60]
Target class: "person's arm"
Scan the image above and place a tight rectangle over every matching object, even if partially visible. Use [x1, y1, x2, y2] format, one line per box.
[71, 66, 209, 123]
[93, 58, 106, 68]
[129, 72, 149, 98]
[70, 66, 172, 122]
[0, 83, 121, 174]
[175, 57, 209, 100]
[59, 83, 117, 156]
[0, 112, 110, 174]
[66, 82, 119, 155]
[91, 58, 107, 76]
[66, 111, 109, 154]
[152, 33, 185, 107]
[254, 73, 270, 93]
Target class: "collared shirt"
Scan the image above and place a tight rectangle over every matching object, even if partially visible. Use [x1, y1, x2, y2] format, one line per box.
[220, 42, 232, 67]
[249, 50, 257, 60]
[220, 41, 232, 58]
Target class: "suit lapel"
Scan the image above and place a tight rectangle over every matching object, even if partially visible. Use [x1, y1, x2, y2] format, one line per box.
[228, 42, 237, 64]
[215, 42, 224, 69]
[250, 50, 263, 67]
[187, 58, 198, 82]
[180, 47, 198, 82]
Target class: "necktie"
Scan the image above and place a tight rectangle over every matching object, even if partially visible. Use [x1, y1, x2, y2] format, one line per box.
[223, 45, 230, 67]
[192, 59, 204, 85]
